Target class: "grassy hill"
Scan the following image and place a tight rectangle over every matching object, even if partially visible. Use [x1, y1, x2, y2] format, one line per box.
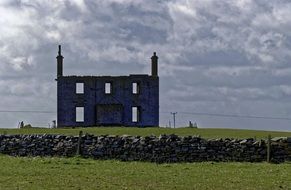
[0, 127, 291, 139]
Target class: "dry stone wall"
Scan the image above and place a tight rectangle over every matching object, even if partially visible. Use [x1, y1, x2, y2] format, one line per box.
[0, 134, 290, 163]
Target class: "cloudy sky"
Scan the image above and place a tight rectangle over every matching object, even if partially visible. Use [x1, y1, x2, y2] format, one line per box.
[1, 0, 291, 131]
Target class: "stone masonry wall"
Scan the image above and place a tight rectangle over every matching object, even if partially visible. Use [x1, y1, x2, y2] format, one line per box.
[0, 134, 290, 163]
[57, 75, 159, 127]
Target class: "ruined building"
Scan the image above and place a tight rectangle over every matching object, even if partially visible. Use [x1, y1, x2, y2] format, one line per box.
[56, 45, 159, 127]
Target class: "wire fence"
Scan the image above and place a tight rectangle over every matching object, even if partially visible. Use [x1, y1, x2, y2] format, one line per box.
[0, 109, 290, 129]
[160, 111, 291, 121]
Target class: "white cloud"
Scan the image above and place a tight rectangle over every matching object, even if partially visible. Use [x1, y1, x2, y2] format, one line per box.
[1, 0, 291, 130]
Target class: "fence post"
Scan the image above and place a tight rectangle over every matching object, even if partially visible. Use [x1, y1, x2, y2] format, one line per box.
[76, 131, 83, 156]
[267, 134, 271, 163]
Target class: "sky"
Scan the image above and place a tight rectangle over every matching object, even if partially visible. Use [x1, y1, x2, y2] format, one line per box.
[1, 0, 291, 131]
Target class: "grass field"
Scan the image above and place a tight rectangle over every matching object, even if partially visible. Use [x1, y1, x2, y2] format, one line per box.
[1, 127, 291, 189]
[0, 155, 290, 190]
[1, 127, 291, 139]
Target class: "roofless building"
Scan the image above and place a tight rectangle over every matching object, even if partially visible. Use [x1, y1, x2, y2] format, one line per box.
[56, 45, 159, 127]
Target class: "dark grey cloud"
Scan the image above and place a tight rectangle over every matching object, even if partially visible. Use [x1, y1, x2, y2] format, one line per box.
[1, 0, 291, 130]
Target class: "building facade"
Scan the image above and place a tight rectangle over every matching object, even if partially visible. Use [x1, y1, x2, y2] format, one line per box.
[56, 46, 159, 127]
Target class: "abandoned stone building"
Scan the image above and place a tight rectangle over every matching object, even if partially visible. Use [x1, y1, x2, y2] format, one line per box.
[56, 45, 159, 127]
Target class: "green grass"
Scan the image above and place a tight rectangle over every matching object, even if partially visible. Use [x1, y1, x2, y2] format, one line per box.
[0, 127, 291, 139]
[1, 128, 291, 189]
[0, 155, 290, 190]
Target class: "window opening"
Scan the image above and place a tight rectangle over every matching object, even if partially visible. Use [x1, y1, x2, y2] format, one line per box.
[132, 82, 140, 94]
[76, 83, 84, 94]
[105, 82, 112, 94]
[132, 107, 140, 122]
[76, 107, 84, 122]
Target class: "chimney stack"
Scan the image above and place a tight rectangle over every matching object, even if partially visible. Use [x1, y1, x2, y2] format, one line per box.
[56, 45, 63, 78]
[151, 52, 158, 77]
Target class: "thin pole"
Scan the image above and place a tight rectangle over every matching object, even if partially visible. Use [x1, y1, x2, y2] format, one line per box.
[267, 134, 271, 163]
[76, 131, 83, 156]
[171, 112, 177, 128]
